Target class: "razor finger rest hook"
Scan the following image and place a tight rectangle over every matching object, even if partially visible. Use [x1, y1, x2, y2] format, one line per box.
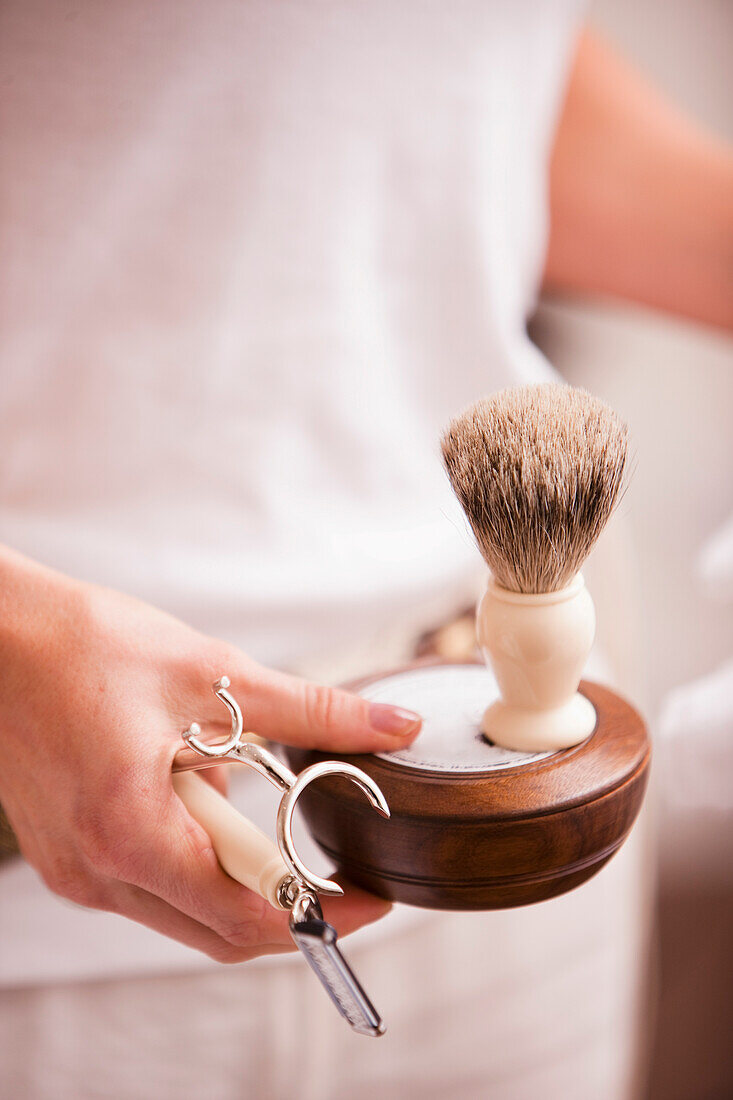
[172, 677, 390, 905]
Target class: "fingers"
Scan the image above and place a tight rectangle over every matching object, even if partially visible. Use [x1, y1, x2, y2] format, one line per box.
[320, 885, 392, 938]
[111, 787, 306, 953]
[105, 881, 295, 963]
[116, 827, 390, 960]
[112, 784, 392, 958]
[224, 660, 422, 753]
[118, 658, 403, 956]
[106, 878, 389, 964]
[56, 760, 391, 962]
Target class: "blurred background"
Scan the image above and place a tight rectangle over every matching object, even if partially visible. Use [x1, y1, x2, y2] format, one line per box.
[533, 1, 733, 1096]
[0, 0, 730, 1097]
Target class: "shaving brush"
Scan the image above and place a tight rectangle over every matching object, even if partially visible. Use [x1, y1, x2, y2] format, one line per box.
[285, 384, 648, 910]
[441, 383, 628, 752]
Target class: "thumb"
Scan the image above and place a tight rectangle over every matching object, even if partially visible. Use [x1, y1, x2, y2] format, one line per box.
[222, 659, 422, 753]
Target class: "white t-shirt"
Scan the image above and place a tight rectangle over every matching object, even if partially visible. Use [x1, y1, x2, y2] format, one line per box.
[0, 0, 583, 983]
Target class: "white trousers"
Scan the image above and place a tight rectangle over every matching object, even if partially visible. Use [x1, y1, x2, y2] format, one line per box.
[0, 818, 651, 1100]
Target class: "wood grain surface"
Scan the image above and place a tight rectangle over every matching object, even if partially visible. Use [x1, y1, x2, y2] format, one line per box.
[286, 659, 650, 910]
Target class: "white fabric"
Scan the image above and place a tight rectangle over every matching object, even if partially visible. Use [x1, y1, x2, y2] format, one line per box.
[0, 0, 572, 672]
[0, 6, 653, 1099]
[654, 513, 733, 887]
[698, 513, 733, 599]
[0, 0, 585, 987]
[656, 658, 733, 885]
[0, 823, 649, 1100]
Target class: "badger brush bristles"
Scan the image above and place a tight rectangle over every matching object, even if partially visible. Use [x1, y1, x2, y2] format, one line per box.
[441, 383, 629, 594]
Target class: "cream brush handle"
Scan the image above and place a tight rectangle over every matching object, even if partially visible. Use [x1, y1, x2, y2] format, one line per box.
[477, 572, 597, 752]
[172, 770, 291, 910]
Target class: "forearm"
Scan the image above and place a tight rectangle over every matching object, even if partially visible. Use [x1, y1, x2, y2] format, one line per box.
[544, 30, 733, 331]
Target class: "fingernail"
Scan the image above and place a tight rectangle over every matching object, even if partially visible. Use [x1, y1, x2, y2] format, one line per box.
[369, 703, 421, 736]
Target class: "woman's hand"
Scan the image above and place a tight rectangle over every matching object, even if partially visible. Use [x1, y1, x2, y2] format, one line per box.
[0, 547, 421, 962]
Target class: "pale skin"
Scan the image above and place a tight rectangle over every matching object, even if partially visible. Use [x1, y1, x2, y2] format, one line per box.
[544, 31, 733, 331]
[0, 547, 420, 961]
[1, 28, 731, 961]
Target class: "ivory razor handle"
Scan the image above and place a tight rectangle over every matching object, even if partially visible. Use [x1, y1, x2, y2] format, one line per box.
[172, 771, 290, 910]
